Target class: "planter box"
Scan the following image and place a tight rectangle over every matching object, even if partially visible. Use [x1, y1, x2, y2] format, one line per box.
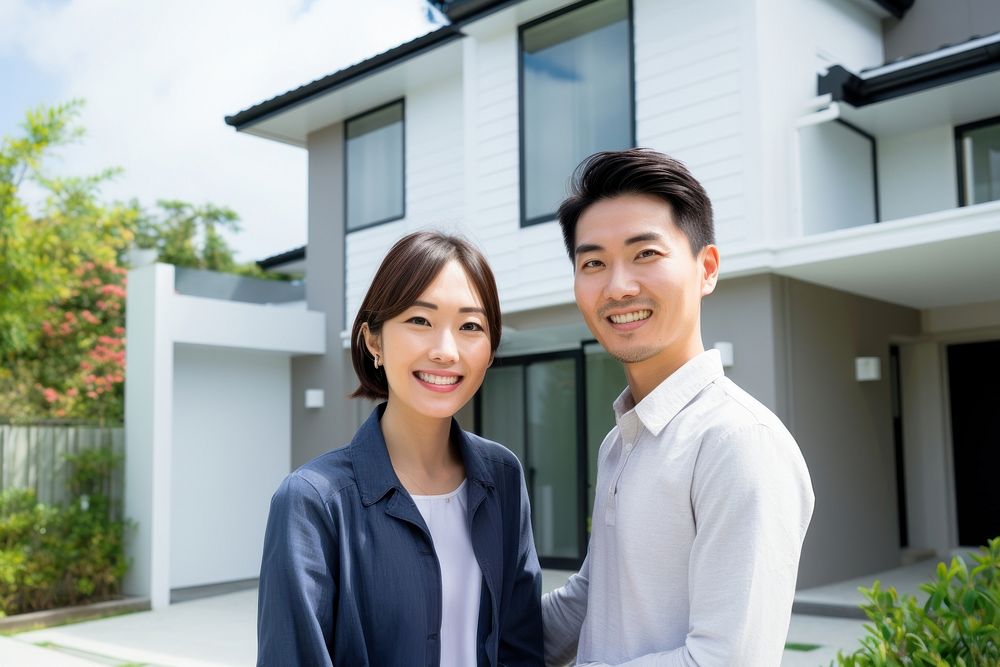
[0, 597, 150, 633]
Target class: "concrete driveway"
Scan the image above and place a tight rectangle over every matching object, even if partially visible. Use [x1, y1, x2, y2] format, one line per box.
[2, 568, 882, 666]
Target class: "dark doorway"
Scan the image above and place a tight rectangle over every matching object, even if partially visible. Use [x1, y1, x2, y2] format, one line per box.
[946, 340, 1000, 547]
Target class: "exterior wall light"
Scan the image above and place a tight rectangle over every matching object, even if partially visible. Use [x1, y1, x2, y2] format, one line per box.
[713, 341, 735, 368]
[855, 356, 881, 382]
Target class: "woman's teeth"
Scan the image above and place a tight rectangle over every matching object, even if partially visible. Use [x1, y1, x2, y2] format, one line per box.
[417, 372, 459, 385]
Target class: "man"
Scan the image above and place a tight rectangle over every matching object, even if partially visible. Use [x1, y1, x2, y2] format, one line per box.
[542, 149, 815, 666]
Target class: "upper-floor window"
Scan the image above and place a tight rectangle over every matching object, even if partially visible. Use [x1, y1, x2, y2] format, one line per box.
[519, 0, 633, 226]
[346, 100, 404, 231]
[957, 116, 1000, 206]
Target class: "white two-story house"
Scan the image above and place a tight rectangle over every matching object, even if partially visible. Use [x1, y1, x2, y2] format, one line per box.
[227, 0, 1000, 589]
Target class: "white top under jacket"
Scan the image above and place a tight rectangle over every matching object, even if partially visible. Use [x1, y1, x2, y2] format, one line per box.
[412, 480, 483, 667]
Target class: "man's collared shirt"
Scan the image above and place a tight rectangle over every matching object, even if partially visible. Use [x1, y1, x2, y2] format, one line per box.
[543, 349, 815, 666]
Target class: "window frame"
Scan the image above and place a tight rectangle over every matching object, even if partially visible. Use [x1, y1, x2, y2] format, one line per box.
[343, 97, 407, 233]
[955, 113, 1000, 207]
[516, 0, 636, 228]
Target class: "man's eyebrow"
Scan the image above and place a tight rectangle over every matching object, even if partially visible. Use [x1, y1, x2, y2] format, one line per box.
[412, 300, 485, 314]
[575, 233, 666, 256]
[575, 243, 603, 256]
[625, 232, 665, 245]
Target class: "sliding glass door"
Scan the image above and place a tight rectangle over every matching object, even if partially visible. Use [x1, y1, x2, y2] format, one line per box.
[476, 344, 627, 568]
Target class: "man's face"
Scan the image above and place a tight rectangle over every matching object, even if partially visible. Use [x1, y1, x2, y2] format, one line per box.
[573, 193, 717, 371]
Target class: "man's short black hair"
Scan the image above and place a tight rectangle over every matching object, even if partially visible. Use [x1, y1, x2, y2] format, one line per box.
[557, 148, 715, 260]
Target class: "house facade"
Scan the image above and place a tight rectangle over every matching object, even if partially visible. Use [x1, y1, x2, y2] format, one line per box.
[227, 0, 1000, 587]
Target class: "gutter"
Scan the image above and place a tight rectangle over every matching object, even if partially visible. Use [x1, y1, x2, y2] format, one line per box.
[818, 34, 1000, 107]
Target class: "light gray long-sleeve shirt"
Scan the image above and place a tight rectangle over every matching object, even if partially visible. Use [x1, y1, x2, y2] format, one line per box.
[542, 349, 815, 666]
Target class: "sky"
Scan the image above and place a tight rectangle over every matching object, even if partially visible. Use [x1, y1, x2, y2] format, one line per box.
[0, 0, 439, 262]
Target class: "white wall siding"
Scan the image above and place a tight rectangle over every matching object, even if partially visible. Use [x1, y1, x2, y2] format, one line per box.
[634, 0, 748, 248]
[463, 29, 576, 314]
[345, 77, 465, 321]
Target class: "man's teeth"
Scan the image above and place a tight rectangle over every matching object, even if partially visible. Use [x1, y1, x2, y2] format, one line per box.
[609, 310, 651, 324]
[417, 372, 459, 385]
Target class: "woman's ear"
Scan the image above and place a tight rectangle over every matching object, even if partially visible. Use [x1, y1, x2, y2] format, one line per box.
[360, 323, 382, 361]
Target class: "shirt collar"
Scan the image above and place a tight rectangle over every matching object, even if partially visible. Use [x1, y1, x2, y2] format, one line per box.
[613, 349, 725, 438]
[350, 403, 494, 507]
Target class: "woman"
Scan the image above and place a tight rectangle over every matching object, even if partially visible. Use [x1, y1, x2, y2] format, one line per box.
[257, 231, 543, 666]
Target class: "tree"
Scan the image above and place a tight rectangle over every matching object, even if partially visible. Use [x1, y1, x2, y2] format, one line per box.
[1, 101, 284, 423]
[0, 101, 134, 361]
[0, 102, 136, 423]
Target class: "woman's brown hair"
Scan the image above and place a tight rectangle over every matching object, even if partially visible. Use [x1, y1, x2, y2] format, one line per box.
[350, 231, 502, 401]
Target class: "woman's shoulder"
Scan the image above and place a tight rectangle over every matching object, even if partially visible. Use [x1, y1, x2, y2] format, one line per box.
[462, 431, 525, 478]
[278, 445, 357, 504]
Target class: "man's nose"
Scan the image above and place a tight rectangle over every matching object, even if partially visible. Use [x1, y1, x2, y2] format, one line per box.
[604, 264, 640, 301]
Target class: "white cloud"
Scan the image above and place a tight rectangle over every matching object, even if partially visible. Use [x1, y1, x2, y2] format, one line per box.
[3, 0, 435, 261]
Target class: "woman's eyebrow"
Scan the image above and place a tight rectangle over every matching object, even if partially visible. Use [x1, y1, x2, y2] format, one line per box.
[412, 300, 484, 315]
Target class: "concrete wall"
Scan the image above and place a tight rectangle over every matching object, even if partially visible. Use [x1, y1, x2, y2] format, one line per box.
[124, 263, 324, 608]
[293, 123, 362, 467]
[877, 124, 957, 221]
[898, 342, 956, 556]
[883, 0, 1000, 63]
[922, 299, 1000, 334]
[782, 277, 920, 587]
[702, 274, 787, 420]
[171, 345, 290, 588]
[799, 120, 877, 233]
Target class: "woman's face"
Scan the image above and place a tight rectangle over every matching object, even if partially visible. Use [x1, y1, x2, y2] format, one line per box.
[367, 260, 494, 420]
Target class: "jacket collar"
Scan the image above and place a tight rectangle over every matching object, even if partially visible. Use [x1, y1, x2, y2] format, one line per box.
[350, 403, 494, 507]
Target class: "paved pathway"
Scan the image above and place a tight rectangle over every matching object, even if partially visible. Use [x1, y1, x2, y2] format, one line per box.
[1, 568, 894, 666]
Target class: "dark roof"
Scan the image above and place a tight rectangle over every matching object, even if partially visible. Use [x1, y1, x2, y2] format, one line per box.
[818, 32, 1000, 106]
[225, 27, 460, 130]
[226, 0, 521, 131]
[428, 0, 512, 22]
[257, 245, 306, 270]
[872, 0, 913, 20]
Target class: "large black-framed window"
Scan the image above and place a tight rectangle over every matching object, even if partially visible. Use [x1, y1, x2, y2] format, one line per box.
[345, 99, 405, 231]
[518, 0, 635, 227]
[956, 114, 1000, 207]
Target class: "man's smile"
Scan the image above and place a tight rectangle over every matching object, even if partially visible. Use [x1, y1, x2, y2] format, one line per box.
[607, 309, 651, 325]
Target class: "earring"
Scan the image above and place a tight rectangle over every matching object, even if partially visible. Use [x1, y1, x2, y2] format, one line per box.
[373, 354, 381, 369]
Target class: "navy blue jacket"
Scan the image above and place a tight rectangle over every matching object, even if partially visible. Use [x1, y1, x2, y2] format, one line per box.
[257, 405, 544, 666]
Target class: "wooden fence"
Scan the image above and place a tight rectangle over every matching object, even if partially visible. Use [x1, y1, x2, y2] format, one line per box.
[0, 424, 125, 506]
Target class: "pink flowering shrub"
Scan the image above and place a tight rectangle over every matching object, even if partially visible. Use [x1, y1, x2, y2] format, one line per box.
[32, 260, 127, 424]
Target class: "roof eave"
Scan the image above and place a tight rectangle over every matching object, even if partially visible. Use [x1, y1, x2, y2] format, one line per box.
[225, 26, 462, 131]
[872, 0, 914, 20]
[226, 0, 525, 132]
[818, 40, 1000, 107]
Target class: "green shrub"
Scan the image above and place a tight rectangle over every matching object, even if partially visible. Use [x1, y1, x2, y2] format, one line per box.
[834, 537, 1000, 666]
[0, 446, 130, 617]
